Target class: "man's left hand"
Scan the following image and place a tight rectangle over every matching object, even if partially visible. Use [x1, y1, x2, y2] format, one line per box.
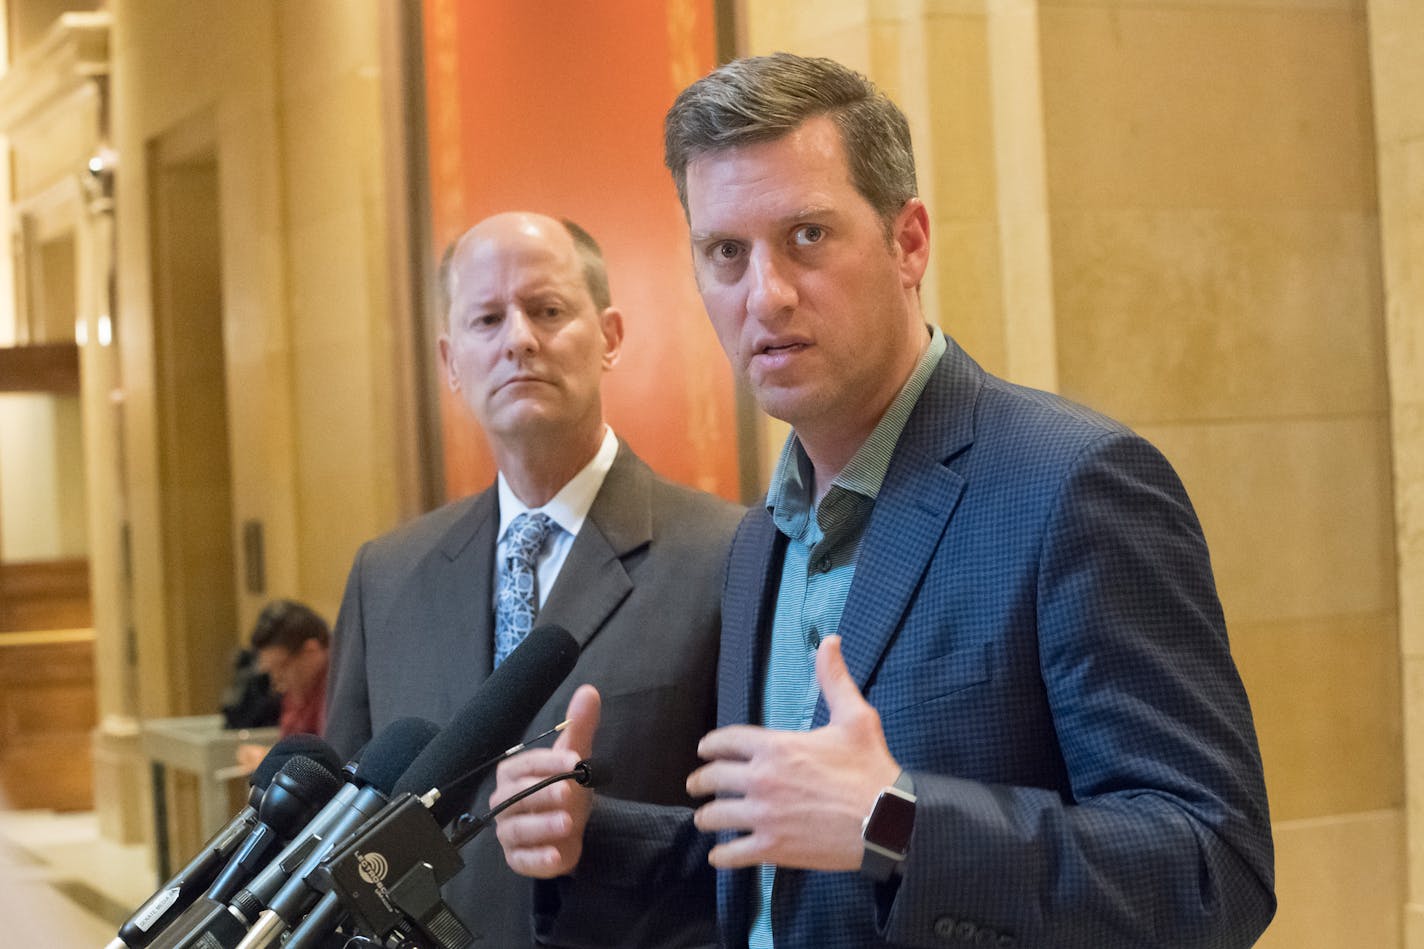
[686, 634, 902, 871]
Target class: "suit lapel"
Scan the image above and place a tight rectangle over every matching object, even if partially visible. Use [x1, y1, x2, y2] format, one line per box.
[719, 509, 781, 730]
[536, 442, 646, 650]
[434, 489, 498, 678]
[717, 508, 781, 947]
[812, 342, 982, 726]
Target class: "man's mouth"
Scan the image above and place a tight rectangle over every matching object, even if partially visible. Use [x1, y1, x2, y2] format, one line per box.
[496, 375, 550, 392]
[755, 338, 810, 357]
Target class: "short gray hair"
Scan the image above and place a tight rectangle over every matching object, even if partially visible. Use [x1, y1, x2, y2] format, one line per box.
[559, 218, 611, 312]
[664, 52, 917, 227]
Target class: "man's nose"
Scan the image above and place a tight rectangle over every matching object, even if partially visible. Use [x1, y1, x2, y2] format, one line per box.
[746, 249, 797, 319]
[502, 307, 538, 355]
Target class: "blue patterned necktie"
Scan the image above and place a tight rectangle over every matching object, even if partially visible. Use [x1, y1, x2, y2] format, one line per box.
[494, 511, 555, 666]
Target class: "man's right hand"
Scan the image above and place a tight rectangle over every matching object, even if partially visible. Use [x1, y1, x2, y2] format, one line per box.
[492, 683, 601, 878]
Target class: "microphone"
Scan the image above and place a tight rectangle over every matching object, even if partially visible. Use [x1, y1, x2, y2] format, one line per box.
[289, 759, 599, 949]
[150, 717, 440, 949]
[107, 737, 342, 949]
[279, 625, 582, 949]
[396, 624, 580, 824]
[249, 734, 343, 786]
[227, 717, 441, 948]
[203, 755, 344, 902]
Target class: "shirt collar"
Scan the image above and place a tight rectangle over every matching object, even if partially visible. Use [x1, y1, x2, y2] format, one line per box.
[497, 425, 618, 541]
[767, 325, 947, 534]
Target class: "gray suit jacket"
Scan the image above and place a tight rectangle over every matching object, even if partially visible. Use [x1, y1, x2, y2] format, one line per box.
[325, 441, 743, 946]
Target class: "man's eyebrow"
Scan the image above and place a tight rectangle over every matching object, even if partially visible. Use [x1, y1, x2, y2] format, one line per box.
[690, 206, 839, 243]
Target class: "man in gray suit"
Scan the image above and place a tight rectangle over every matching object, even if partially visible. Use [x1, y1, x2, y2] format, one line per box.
[324, 211, 741, 946]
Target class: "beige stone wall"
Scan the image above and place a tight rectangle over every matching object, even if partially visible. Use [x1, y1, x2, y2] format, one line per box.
[110, 0, 405, 716]
[1043, 2, 1399, 942]
[1368, 0, 1424, 943]
[746, 0, 1400, 944]
[65, 0, 1414, 933]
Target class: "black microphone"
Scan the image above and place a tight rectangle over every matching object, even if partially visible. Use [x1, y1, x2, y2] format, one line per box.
[106, 737, 342, 949]
[290, 759, 600, 949]
[280, 625, 581, 949]
[150, 718, 439, 949]
[227, 717, 442, 949]
[203, 755, 344, 902]
[396, 624, 580, 824]
[249, 734, 343, 787]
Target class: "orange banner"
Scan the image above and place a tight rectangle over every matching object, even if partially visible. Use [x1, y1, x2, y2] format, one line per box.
[423, 0, 738, 502]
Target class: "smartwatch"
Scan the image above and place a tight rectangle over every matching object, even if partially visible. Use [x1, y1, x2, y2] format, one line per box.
[860, 770, 916, 882]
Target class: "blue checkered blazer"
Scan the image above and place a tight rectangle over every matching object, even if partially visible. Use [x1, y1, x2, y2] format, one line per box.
[711, 338, 1274, 948]
[538, 338, 1274, 949]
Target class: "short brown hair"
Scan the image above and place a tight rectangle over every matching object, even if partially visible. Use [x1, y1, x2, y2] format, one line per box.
[664, 52, 917, 227]
[249, 599, 329, 652]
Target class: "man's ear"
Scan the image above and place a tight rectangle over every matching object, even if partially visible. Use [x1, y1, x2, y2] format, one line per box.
[892, 198, 931, 289]
[600, 307, 625, 370]
[437, 332, 459, 391]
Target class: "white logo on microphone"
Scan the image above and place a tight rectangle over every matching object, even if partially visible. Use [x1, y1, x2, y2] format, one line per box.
[356, 850, 389, 885]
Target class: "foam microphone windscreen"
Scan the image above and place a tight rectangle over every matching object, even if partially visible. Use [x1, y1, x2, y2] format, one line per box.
[252, 734, 342, 790]
[350, 717, 442, 794]
[263, 756, 345, 822]
[393, 624, 580, 824]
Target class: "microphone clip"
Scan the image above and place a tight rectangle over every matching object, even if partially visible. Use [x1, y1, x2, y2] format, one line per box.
[447, 759, 598, 850]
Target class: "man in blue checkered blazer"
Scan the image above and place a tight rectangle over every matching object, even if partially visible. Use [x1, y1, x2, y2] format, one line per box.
[493, 53, 1274, 949]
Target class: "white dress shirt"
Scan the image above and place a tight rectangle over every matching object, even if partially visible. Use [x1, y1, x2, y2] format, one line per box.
[493, 425, 619, 612]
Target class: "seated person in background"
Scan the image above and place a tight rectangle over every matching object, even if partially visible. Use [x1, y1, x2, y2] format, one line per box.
[235, 599, 331, 771]
[219, 646, 282, 730]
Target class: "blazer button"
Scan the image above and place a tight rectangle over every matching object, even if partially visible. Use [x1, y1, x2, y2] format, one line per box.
[933, 917, 958, 940]
[954, 920, 979, 941]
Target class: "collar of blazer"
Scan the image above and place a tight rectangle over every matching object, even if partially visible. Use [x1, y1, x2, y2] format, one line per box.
[734, 342, 985, 728]
[818, 343, 977, 723]
[433, 440, 653, 653]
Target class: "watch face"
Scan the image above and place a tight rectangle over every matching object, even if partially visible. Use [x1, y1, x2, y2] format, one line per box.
[865, 788, 915, 855]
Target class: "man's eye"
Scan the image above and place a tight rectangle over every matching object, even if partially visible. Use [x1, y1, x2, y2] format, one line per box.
[793, 224, 825, 246]
[710, 241, 741, 262]
[541, 306, 562, 318]
[476, 312, 502, 327]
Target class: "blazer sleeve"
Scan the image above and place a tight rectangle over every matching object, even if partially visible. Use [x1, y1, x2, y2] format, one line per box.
[324, 541, 376, 760]
[878, 430, 1275, 949]
[532, 797, 716, 948]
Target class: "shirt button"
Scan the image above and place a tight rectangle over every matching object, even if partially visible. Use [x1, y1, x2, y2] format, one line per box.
[805, 628, 821, 650]
[814, 555, 831, 573]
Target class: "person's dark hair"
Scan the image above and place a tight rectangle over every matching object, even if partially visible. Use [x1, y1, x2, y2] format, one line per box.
[249, 599, 329, 653]
[664, 52, 917, 231]
[438, 217, 611, 319]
